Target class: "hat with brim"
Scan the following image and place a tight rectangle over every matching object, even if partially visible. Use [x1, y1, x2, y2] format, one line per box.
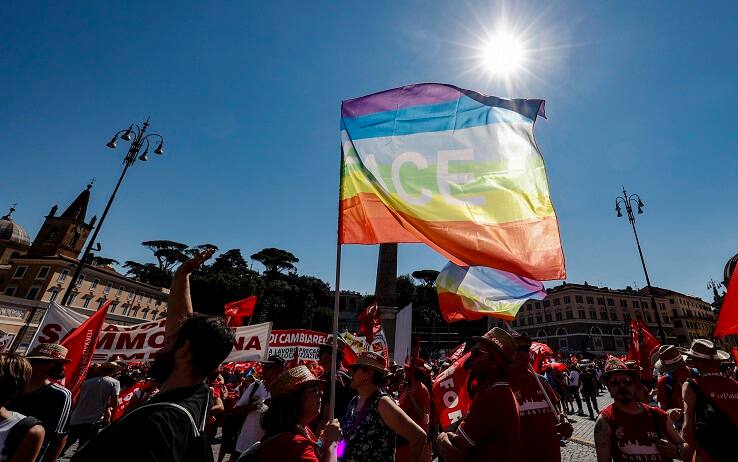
[683, 339, 730, 362]
[472, 327, 516, 364]
[601, 358, 640, 382]
[269, 365, 324, 399]
[350, 351, 390, 376]
[25, 343, 71, 363]
[654, 345, 687, 373]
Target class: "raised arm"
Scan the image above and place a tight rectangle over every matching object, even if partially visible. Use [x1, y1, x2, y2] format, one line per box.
[377, 396, 426, 462]
[166, 249, 215, 340]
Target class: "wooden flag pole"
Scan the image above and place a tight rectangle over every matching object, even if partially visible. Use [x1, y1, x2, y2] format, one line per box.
[329, 143, 346, 421]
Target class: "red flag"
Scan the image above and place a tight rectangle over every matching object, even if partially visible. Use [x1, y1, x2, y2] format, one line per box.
[357, 303, 381, 344]
[112, 380, 148, 421]
[529, 341, 554, 373]
[339, 341, 358, 368]
[447, 343, 465, 364]
[626, 320, 639, 362]
[61, 300, 111, 399]
[225, 296, 257, 326]
[715, 269, 738, 337]
[628, 319, 660, 381]
[432, 351, 472, 430]
[732, 348, 738, 364]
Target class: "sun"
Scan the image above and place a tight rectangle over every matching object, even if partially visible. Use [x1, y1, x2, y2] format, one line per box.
[480, 31, 527, 77]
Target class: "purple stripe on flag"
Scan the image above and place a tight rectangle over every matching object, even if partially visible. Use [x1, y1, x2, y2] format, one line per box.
[341, 83, 462, 118]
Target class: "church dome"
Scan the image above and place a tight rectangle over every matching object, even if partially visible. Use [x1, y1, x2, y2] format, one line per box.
[0, 208, 30, 247]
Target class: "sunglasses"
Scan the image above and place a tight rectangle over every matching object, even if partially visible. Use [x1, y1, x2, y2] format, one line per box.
[470, 348, 490, 358]
[609, 377, 634, 387]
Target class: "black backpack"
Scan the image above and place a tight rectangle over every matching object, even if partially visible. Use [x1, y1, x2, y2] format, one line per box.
[688, 379, 738, 462]
[1, 416, 42, 459]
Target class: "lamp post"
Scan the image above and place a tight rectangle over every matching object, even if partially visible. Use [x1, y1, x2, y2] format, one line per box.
[615, 187, 667, 343]
[60, 118, 165, 307]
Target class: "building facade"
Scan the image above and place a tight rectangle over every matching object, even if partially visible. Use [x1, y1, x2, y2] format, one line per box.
[0, 185, 168, 346]
[488, 281, 731, 355]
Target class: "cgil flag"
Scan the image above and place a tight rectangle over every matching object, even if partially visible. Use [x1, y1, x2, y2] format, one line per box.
[339, 83, 565, 280]
[436, 262, 547, 322]
[225, 296, 257, 327]
[714, 267, 738, 337]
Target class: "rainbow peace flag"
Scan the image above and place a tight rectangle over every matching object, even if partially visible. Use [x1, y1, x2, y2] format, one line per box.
[436, 262, 546, 322]
[339, 83, 565, 280]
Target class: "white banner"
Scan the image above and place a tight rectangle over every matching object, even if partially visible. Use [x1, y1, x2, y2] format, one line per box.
[393, 303, 412, 365]
[268, 330, 330, 362]
[28, 303, 271, 363]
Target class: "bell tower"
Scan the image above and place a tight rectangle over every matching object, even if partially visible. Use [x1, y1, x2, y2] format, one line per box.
[29, 183, 97, 259]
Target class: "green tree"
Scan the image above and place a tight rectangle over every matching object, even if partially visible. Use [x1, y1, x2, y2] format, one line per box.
[142, 240, 191, 272]
[250, 248, 299, 278]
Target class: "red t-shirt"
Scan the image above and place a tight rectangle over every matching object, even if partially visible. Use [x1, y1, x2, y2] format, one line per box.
[507, 368, 561, 462]
[399, 382, 431, 432]
[692, 374, 738, 462]
[259, 428, 319, 462]
[457, 381, 520, 462]
[600, 403, 669, 462]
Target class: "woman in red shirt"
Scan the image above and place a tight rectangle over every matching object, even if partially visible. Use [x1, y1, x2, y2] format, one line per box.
[253, 365, 342, 462]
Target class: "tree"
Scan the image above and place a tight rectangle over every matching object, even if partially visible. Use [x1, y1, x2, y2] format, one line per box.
[412, 270, 440, 286]
[250, 248, 299, 278]
[123, 261, 171, 288]
[141, 240, 190, 272]
[89, 255, 120, 267]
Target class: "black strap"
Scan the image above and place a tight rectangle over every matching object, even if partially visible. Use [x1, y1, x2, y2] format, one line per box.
[1, 416, 42, 457]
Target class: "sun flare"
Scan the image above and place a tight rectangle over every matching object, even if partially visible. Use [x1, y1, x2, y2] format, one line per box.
[480, 31, 527, 77]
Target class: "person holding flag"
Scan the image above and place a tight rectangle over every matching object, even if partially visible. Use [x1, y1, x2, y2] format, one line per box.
[435, 328, 520, 462]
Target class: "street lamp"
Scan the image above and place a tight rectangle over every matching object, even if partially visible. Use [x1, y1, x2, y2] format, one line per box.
[615, 187, 667, 343]
[61, 118, 165, 306]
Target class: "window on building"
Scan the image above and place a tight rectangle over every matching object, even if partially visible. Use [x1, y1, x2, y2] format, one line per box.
[669, 298, 675, 304]
[142, 308, 150, 319]
[36, 266, 50, 279]
[110, 302, 118, 313]
[91, 279, 99, 289]
[104, 282, 112, 294]
[597, 297, 605, 305]
[578, 309, 586, 318]
[4, 287, 16, 296]
[553, 298, 560, 306]
[545, 314, 552, 322]
[12, 266, 28, 279]
[526, 304, 532, 312]
[646, 315, 652, 323]
[131, 307, 139, 317]
[563, 296, 571, 304]
[58, 269, 69, 282]
[155, 298, 162, 306]
[75, 274, 84, 287]
[555, 312, 562, 321]
[589, 311, 596, 319]
[26, 287, 40, 300]
[575, 295, 583, 303]
[610, 310, 618, 321]
[620, 300, 627, 307]
[68, 293, 77, 305]
[527, 316, 533, 325]
[512, 319, 518, 327]
[128, 290, 135, 300]
[49, 288, 60, 302]
[117, 286, 124, 296]
[600, 311, 608, 320]
[535, 302, 541, 309]
[543, 300, 550, 307]
[586, 296, 594, 304]
[623, 313, 631, 324]
[566, 310, 573, 320]
[82, 296, 92, 308]
[96, 299, 106, 309]
[607, 298, 614, 306]
[519, 318, 526, 326]
[659, 303, 665, 309]
[536, 315, 543, 323]
[633, 300, 640, 308]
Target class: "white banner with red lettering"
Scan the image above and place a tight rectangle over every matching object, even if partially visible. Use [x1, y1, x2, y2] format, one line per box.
[28, 303, 271, 363]
[268, 329, 329, 362]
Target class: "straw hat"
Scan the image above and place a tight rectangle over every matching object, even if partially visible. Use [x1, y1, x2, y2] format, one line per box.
[683, 339, 730, 362]
[472, 327, 516, 364]
[269, 365, 324, 399]
[601, 358, 640, 381]
[25, 343, 70, 362]
[654, 345, 686, 373]
[351, 352, 389, 375]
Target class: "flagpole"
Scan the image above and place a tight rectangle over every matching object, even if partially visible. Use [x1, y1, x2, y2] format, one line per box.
[329, 143, 345, 421]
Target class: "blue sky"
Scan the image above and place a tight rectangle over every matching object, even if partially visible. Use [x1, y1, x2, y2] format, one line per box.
[2, 1, 736, 301]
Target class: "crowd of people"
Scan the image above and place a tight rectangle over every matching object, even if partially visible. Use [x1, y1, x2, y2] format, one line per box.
[0, 249, 735, 462]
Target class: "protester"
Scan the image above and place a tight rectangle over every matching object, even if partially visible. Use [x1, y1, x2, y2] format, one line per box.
[238, 365, 341, 461]
[508, 334, 572, 462]
[579, 365, 600, 420]
[681, 339, 738, 462]
[594, 358, 688, 462]
[569, 365, 585, 416]
[233, 355, 285, 454]
[0, 353, 45, 462]
[8, 343, 72, 462]
[205, 372, 226, 440]
[396, 358, 432, 462]
[64, 361, 121, 454]
[436, 328, 520, 462]
[342, 351, 426, 462]
[653, 345, 692, 421]
[315, 341, 355, 433]
[71, 249, 236, 462]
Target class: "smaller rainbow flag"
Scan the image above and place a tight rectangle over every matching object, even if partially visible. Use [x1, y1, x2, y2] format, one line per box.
[436, 262, 546, 322]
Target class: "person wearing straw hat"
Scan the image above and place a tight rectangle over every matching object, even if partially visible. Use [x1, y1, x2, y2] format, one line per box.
[436, 327, 520, 462]
[237, 365, 341, 462]
[594, 358, 688, 462]
[681, 339, 737, 462]
[8, 343, 72, 462]
[507, 333, 571, 462]
[341, 352, 426, 462]
[654, 345, 693, 413]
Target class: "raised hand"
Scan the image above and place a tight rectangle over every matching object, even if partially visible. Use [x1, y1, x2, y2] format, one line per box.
[176, 248, 215, 276]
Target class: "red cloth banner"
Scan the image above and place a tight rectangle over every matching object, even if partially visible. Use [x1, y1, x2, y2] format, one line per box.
[225, 296, 257, 326]
[61, 301, 111, 399]
[447, 343, 466, 364]
[357, 303, 381, 344]
[432, 351, 472, 430]
[732, 348, 738, 365]
[112, 380, 148, 421]
[715, 268, 738, 337]
[529, 341, 554, 373]
[627, 319, 660, 381]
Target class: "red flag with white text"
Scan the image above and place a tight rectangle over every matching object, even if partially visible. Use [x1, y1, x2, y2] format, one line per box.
[112, 380, 148, 421]
[447, 343, 466, 364]
[61, 300, 111, 399]
[432, 351, 472, 430]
